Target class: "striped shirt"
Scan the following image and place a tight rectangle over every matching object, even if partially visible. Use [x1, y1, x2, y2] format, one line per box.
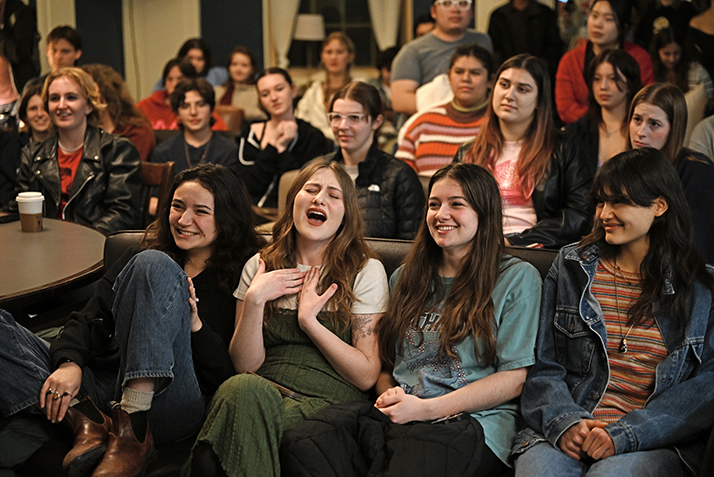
[591, 259, 668, 423]
[396, 101, 486, 174]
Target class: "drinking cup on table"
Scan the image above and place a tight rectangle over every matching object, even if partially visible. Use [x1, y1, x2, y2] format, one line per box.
[16, 192, 44, 232]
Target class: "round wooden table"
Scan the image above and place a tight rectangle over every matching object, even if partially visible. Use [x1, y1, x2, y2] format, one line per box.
[0, 218, 106, 309]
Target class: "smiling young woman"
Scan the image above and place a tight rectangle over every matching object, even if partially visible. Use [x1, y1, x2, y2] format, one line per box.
[323, 81, 425, 239]
[514, 149, 714, 477]
[458, 54, 592, 249]
[0, 164, 263, 475]
[15, 67, 142, 233]
[280, 163, 542, 476]
[187, 157, 389, 477]
[17, 83, 53, 144]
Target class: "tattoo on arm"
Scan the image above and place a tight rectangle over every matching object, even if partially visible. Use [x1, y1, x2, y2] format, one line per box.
[351, 314, 375, 344]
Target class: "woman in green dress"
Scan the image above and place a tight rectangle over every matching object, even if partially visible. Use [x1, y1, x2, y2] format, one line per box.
[187, 157, 390, 476]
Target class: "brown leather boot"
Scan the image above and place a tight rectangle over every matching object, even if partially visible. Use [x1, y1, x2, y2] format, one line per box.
[62, 398, 113, 477]
[91, 408, 154, 477]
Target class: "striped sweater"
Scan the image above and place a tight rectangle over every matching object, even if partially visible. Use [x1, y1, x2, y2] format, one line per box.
[396, 101, 486, 174]
[590, 259, 668, 423]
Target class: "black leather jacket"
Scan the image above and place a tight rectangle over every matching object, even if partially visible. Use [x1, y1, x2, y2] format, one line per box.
[16, 126, 142, 233]
[327, 143, 425, 239]
[455, 132, 594, 249]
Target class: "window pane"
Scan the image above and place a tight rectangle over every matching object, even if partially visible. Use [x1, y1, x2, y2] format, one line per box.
[316, 0, 341, 23]
[346, 27, 374, 66]
[346, 0, 370, 22]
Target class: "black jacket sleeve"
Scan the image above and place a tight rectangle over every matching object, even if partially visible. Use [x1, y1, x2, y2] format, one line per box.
[509, 133, 594, 249]
[393, 164, 426, 240]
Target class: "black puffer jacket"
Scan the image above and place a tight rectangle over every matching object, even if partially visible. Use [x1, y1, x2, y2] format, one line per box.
[15, 126, 141, 233]
[327, 143, 425, 240]
[455, 131, 593, 249]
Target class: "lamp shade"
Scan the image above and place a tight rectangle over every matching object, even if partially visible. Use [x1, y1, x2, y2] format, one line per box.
[293, 14, 326, 41]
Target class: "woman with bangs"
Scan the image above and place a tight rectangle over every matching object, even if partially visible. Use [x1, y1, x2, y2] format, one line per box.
[15, 67, 141, 233]
[457, 54, 593, 249]
[565, 49, 643, 172]
[280, 163, 542, 476]
[187, 157, 389, 477]
[514, 148, 714, 476]
[627, 82, 714, 262]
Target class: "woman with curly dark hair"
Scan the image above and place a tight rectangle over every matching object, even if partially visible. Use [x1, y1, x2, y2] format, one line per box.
[83, 63, 156, 161]
[0, 163, 263, 475]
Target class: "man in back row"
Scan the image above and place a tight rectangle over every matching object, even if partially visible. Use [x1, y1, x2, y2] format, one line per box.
[390, 0, 492, 116]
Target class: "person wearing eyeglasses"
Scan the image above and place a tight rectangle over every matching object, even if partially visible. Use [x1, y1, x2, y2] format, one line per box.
[323, 82, 425, 239]
[391, 0, 493, 116]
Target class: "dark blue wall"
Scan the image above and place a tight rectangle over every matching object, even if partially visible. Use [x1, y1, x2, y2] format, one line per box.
[200, 0, 264, 72]
[75, 0, 125, 76]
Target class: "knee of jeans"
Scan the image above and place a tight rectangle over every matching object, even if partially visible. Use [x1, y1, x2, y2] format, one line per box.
[116, 250, 184, 288]
[0, 309, 17, 326]
[132, 250, 182, 275]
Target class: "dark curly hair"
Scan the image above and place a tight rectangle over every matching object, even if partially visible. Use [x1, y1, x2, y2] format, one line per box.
[141, 163, 265, 294]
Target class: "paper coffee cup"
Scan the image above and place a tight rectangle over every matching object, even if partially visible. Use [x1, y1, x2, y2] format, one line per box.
[16, 192, 44, 232]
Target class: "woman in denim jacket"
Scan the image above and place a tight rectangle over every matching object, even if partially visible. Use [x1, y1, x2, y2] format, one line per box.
[513, 148, 714, 476]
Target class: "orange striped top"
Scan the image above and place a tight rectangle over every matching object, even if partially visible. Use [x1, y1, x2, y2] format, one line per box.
[591, 259, 668, 423]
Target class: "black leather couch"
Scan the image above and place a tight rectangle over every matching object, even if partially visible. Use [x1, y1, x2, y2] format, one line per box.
[18, 231, 714, 477]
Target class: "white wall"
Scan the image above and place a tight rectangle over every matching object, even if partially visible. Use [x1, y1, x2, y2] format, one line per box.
[35, 0, 76, 74]
[122, 0, 200, 100]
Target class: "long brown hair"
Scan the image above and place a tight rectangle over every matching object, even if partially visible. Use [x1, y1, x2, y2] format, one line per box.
[82, 64, 150, 130]
[462, 54, 554, 198]
[261, 157, 372, 330]
[378, 163, 507, 367]
[626, 82, 687, 166]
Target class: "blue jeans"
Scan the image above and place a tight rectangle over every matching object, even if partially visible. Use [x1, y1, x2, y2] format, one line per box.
[112, 250, 205, 443]
[514, 441, 687, 477]
[0, 250, 205, 445]
[0, 310, 115, 416]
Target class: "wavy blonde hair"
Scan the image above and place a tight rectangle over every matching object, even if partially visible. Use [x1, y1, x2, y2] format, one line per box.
[42, 66, 105, 127]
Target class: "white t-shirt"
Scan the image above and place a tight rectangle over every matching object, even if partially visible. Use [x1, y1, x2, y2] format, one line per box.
[234, 253, 389, 315]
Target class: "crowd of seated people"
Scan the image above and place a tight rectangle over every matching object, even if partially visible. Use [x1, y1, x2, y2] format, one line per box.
[2, 1, 714, 474]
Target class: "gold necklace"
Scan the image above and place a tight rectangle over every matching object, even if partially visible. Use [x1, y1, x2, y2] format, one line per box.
[613, 257, 635, 353]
